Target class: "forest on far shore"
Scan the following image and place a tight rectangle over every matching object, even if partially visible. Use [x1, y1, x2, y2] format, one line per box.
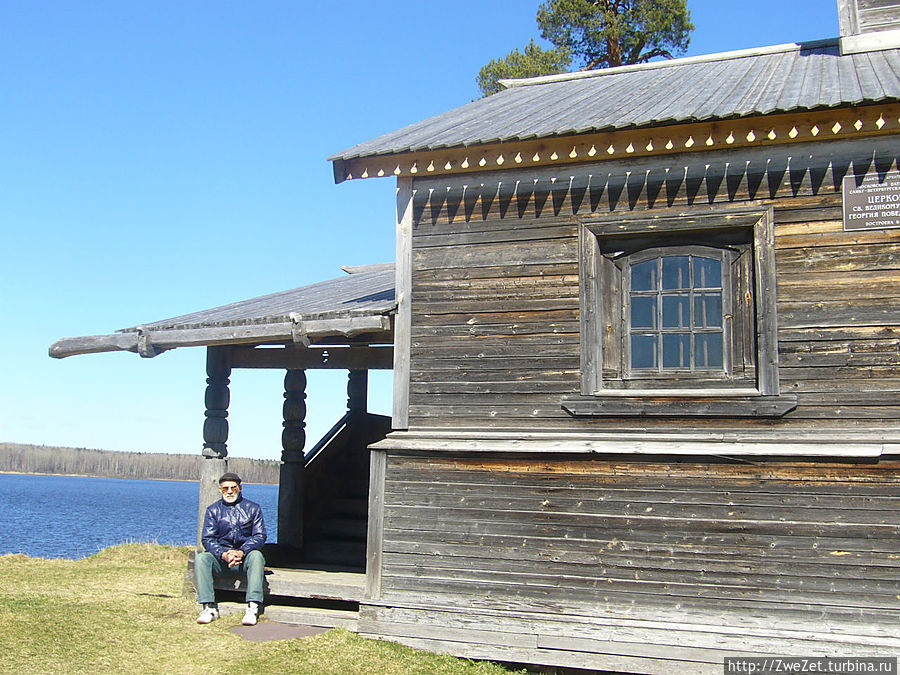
[0, 442, 279, 484]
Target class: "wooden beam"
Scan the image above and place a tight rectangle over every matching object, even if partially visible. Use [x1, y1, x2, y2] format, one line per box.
[335, 103, 900, 183]
[291, 315, 393, 344]
[837, 0, 860, 36]
[579, 220, 601, 395]
[754, 208, 780, 396]
[393, 176, 413, 428]
[50, 332, 141, 358]
[582, 209, 764, 237]
[142, 323, 291, 350]
[49, 314, 394, 359]
[370, 430, 884, 458]
[365, 449, 386, 601]
[228, 345, 393, 370]
[50, 323, 294, 359]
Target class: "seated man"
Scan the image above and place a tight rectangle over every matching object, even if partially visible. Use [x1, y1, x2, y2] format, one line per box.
[195, 472, 267, 626]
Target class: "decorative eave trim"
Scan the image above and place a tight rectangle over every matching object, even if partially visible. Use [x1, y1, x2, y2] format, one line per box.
[333, 103, 900, 183]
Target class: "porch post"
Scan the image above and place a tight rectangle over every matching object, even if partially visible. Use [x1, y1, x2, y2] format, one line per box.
[196, 346, 230, 547]
[348, 369, 368, 457]
[347, 369, 368, 416]
[278, 369, 306, 550]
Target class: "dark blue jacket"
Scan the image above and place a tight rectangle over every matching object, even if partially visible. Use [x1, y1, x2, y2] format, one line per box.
[201, 496, 267, 560]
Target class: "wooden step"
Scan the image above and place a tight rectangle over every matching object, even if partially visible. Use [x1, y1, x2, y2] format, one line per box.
[217, 602, 359, 630]
[213, 566, 365, 603]
[262, 605, 359, 630]
[267, 567, 365, 602]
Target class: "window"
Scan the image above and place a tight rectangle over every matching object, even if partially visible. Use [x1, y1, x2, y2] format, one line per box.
[627, 248, 728, 374]
[565, 207, 796, 417]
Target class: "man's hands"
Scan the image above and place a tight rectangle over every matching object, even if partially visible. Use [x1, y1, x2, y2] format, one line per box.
[221, 549, 245, 568]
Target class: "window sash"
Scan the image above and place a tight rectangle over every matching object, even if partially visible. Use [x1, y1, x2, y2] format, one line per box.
[623, 247, 732, 377]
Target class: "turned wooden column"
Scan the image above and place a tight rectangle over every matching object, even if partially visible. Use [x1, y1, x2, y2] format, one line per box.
[196, 346, 230, 547]
[278, 369, 306, 550]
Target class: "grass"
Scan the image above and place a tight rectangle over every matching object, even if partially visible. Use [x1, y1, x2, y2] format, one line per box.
[0, 543, 523, 675]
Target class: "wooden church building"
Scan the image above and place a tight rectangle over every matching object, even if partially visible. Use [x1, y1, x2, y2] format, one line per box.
[329, 0, 900, 670]
[52, 0, 900, 671]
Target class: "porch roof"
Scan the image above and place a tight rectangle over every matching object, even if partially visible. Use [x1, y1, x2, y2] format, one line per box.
[49, 264, 396, 359]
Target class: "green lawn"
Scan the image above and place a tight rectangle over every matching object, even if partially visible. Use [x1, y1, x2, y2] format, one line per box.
[0, 544, 522, 675]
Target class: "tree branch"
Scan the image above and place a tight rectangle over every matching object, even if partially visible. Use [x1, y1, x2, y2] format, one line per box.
[634, 47, 674, 63]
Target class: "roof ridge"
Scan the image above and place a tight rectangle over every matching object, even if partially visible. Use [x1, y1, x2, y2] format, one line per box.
[498, 38, 840, 90]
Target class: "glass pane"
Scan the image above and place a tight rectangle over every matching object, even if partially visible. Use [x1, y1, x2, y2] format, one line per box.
[662, 294, 690, 328]
[631, 334, 657, 369]
[693, 293, 723, 328]
[662, 333, 690, 368]
[693, 256, 721, 289]
[631, 259, 657, 291]
[694, 333, 724, 368]
[631, 296, 657, 328]
[662, 256, 690, 290]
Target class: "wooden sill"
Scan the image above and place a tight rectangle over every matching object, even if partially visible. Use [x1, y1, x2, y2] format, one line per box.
[561, 394, 798, 417]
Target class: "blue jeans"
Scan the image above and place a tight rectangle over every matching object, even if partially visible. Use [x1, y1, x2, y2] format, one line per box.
[195, 550, 265, 605]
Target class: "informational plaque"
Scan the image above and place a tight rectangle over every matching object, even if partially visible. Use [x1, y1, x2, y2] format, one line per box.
[843, 171, 900, 231]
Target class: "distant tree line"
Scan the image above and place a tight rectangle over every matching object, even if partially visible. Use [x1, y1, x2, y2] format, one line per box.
[0, 443, 279, 484]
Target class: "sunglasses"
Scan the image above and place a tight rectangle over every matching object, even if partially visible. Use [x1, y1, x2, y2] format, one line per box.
[220, 485, 240, 493]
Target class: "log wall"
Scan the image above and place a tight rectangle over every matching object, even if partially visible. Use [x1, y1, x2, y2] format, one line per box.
[407, 137, 900, 438]
[839, 0, 900, 35]
[366, 136, 900, 671]
[361, 453, 900, 673]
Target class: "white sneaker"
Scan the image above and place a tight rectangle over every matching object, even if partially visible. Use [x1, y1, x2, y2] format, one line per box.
[242, 602, 259, 626]
[196, 605, 219, 624]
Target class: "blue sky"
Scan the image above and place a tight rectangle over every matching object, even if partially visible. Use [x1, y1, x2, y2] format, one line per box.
[1, 1, 840, 460]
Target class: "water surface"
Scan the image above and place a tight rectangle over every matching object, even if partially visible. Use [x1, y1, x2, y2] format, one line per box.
[0, 473, 278, 559]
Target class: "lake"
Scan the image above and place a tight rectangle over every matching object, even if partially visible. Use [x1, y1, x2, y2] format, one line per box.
[0, 473, 279, 559]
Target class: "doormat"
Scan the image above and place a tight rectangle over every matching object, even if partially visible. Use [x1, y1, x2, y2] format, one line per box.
[230, 621, 329, 642]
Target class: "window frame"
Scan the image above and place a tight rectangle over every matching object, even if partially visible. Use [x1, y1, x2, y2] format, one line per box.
[567, 207, 794, 417]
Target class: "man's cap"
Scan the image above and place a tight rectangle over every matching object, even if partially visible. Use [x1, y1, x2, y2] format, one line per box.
[219, 472, 242, 485]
